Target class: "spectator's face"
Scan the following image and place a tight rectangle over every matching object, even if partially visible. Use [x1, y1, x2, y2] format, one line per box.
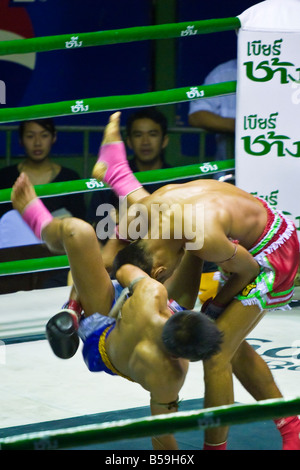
[127, 118, 168, 164]
[20, 122, 56, 162]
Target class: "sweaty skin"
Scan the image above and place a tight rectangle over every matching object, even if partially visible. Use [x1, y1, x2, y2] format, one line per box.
[11, 173, 191, 451]
[92, 112, 265, 304]
[91, 112, 300, 449]
[125, 179, 266, 306]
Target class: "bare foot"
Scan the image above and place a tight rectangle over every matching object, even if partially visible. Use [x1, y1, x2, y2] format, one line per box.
[92, 161, 108, 181]
[92, 112, 123, 181]
[11, 172, 37, 214]
[101, 111, 122, 145]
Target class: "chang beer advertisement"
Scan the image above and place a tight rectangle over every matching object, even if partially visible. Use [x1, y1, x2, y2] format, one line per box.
[235, 30, 300, 239]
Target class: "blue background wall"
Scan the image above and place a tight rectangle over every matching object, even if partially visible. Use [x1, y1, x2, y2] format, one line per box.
[0, 0, 153, 120]
[175, 0, 254, 157]
[0, 0, 255, 162]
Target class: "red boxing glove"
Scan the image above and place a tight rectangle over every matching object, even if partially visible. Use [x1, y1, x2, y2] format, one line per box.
[201, 297, 225, 320]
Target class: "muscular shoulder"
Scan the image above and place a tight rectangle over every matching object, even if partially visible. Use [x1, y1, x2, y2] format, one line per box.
[130, 340, 188, 400]
[130, 278, 168, 315]
[197, 204, 234, 262]
[205, 203, 231, 236]
[135, 276, 166, 296]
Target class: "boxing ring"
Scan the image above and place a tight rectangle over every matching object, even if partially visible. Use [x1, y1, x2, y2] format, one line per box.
[0, 15, 300, 451]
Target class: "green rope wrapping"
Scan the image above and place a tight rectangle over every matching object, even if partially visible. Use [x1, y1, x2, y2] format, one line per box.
[0, 159, 234, 276]
[0, 18, 241, 56]
[0, 159, 235, 203]
[0, 397, 299, 450]
[0, 255, 69, 276]
[0, 81, 236, 123]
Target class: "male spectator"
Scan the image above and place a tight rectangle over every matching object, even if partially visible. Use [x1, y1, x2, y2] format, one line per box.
[188, 59, 237, 164]
[87, 108, 171, 229]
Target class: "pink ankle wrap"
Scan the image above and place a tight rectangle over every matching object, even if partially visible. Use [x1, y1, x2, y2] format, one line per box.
[97, 142, 142, 198]
[22, 198, 53, 239]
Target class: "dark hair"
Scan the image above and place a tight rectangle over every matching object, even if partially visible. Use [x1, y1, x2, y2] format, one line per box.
[19, 118, 56, 139]
[111, 240, 153, 278]
[126, 108, 168, 137]
[162, 310, 223, 362]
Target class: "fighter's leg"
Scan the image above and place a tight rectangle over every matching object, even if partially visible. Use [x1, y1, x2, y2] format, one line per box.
[232, 340, 282, 400]
[43, 218, 114, 316]
[232, 340, 300, 450]
[92, 112, 148, 202]
[12, 173, 115, 357]
[12, 172, 114, 315]
[45, 218, 114, 358]
[202, 300, 265, 448]
[43, 218, 116, 359]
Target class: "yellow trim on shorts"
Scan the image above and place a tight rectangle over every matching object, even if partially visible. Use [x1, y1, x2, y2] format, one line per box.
[98, 325, 135, 382]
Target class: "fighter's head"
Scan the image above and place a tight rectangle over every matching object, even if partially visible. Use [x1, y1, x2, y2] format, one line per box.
[112, 238, 184, 283]
[112, 240, 153, 277]
[162, 310, 223, 362]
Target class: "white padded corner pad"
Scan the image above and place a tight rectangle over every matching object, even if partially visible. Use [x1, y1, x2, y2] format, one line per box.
[238, 0, 300, 32]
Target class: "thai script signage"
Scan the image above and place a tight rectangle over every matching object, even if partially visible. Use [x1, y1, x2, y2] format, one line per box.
[236, 29, 300, 238]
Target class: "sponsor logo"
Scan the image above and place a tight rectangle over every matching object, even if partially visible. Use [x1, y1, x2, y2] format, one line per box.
[71, 100, 89, 113]
[242, 111, 300, 158]
[248, 338, 300, 371]
[244, 38, 300, 84]
[186, 86, 204, 99]
[65, 36, 82, 49]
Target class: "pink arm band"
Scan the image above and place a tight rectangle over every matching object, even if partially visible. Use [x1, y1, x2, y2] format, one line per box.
[22, 198, 53, 240]
[97, 142, 142, 198]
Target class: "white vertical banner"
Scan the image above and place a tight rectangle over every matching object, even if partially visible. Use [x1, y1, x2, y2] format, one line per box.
[235, 2, 300, 240]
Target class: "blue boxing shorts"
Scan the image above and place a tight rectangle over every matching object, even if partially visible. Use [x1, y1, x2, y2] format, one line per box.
[77, 280, 125, 375]
[77, 281, 186, 376]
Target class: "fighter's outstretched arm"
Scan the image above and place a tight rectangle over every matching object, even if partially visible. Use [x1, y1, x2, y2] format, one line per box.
[165, 251, 203, 309]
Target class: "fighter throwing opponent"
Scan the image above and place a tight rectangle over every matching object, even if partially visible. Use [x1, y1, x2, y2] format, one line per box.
[11, 154, 223, 450]
[91, 111, 300, 451]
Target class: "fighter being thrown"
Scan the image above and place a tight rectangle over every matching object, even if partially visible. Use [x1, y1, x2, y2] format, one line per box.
[91, 112, 300, 451]
[11, 172, 223, 451]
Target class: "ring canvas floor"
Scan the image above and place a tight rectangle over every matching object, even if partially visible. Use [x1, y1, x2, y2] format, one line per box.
[0, 286, 299, 450]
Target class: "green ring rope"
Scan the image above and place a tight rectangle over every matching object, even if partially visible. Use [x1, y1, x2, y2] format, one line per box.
[0, 18, 235, 272]
[0, 81, 236, 124]
[0, 18, 240, 56]
[0, 397, 299, 450]
[0, 159, 235, 203]
[0, 160, 234, 276]
[1, 16, 294, 452]
[0, 255, 69, 277]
